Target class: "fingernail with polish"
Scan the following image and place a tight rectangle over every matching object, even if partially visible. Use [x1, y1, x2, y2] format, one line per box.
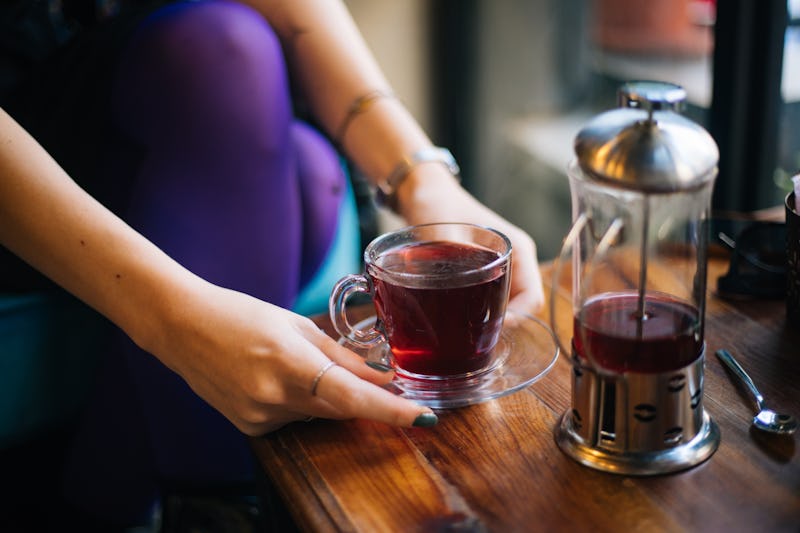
[412, 412, 438, 428]
[366, 361, 393, 372]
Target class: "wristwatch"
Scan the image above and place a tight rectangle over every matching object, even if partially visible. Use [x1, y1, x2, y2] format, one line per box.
[376, 146, 460, 209]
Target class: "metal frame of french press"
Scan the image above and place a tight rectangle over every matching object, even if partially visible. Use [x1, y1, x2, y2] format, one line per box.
[554, 82, 721, 475]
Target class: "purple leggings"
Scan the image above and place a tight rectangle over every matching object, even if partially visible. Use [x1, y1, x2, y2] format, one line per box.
[61, 1, 345, 521]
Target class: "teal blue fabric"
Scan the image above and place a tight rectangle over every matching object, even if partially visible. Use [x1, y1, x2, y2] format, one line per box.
[292, 169, 362, 317]
[0, 291, 107, 448]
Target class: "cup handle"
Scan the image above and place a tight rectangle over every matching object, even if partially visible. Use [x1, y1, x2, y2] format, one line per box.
[329, 274, 385, 348]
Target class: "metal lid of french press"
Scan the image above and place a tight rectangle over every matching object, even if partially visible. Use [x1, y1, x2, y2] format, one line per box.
[574, 81, 719, 193]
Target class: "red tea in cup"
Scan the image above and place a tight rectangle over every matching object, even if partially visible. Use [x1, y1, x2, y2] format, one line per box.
[330, 223, 512, 381]
[372, 240, 509, 377]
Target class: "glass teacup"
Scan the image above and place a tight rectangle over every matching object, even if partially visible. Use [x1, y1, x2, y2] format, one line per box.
[329, 222, 512, 382]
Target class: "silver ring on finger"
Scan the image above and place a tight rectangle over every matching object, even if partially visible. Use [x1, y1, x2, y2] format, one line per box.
[310, 360, 337, 396]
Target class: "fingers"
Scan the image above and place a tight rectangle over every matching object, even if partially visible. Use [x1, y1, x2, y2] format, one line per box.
[310, 362, 437, 428]
[271, 322, 436, 428]
[508, 265, 545, 314]
[507, 232, 545, 314]
[315, 333, 395, 386]
[307, 332, 436, 427]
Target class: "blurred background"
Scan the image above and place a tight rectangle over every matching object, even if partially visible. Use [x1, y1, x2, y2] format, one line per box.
[346, 0, 800, 260]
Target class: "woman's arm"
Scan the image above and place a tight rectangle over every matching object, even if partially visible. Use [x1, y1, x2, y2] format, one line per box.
[0, 107, 437, 433]
[240, 0, 545, 312]
[0, 109, 178, 342]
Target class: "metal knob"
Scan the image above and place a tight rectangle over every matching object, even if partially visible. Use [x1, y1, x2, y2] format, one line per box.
[618, 81, 687, 117]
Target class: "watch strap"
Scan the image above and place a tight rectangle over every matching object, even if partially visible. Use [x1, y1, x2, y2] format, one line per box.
[376, 147, 460, 209]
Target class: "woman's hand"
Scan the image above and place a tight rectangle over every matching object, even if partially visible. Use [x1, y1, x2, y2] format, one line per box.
[0, 107, 436, 435]
[394, 164, 545, 314]
[249, 1, 544, 313]
[146, 280, 437, 435]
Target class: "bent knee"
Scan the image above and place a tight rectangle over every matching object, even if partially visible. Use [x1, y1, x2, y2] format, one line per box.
[140, 1, 282, 72]
[115, 0, 287, 141]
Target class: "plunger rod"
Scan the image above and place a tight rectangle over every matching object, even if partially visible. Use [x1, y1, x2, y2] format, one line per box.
[635, 109, 655, 337]
[636, 197, 650, 340]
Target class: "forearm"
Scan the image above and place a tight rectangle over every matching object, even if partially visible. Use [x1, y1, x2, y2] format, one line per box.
[0, 109, 439, 433]
[0, 108, 197, 357]
[239, 0, 445, 190]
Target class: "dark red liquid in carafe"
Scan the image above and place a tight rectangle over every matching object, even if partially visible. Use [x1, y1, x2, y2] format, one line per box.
[573, 292, 702, 373]
[372, 240, 509, 377]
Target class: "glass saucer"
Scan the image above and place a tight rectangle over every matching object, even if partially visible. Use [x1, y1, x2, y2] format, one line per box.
[338, 310, 560, 408]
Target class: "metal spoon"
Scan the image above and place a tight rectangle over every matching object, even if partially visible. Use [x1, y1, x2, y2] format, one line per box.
[715, 349, 797, 435]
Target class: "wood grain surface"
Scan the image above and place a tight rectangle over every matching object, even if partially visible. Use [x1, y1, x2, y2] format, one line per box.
[251, 250, 800, 532]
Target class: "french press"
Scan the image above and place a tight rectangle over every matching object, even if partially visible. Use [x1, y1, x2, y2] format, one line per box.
[553, 81, 721, 475]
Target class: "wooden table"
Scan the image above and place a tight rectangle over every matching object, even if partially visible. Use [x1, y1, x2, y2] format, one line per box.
[251, 251, 800, 532]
